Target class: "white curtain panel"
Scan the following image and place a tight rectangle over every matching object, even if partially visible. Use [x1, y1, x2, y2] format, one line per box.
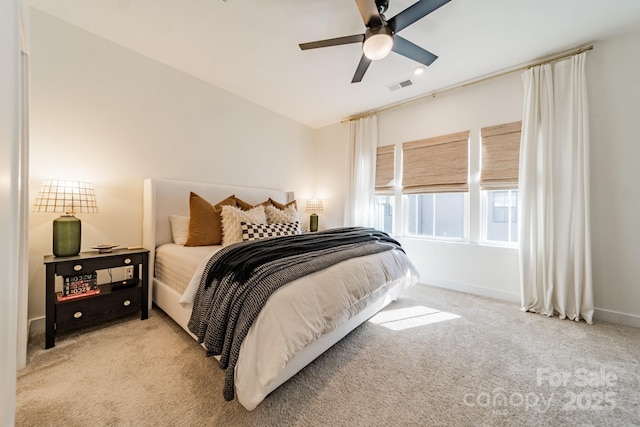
[519, 52, 594, 324]
[344, 115, 377, 227]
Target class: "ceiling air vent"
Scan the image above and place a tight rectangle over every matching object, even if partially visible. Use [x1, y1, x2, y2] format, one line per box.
[387, 79, 414, 92]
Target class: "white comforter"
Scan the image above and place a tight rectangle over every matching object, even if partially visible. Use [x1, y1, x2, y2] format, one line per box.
[181, 248, 418, 410]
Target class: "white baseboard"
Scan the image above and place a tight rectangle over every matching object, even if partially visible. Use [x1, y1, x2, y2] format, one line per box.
[28, 316, 45, 335]
[421, 280, 639, 329]
[419, 278, 521, 304]
[594, 308, 640, 329]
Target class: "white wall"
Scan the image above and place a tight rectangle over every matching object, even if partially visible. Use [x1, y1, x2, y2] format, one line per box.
[316, 73, 524, 302]
[312, 123, 348, 231]
[0, 0, 20, 423]
[28, 10, 316, 324]
[588, 30, 640, 326]
[378, 73, 523, 302]
[315, 30, 640, 326]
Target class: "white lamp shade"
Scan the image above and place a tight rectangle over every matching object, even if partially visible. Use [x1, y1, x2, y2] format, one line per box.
[33, 180, 98, 214]
[304, 199, 324, 213]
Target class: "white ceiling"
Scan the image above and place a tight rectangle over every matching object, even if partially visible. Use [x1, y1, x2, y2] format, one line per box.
[29, 0, 640, 129]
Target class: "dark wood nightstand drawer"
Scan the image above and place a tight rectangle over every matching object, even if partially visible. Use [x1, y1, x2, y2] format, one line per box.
[56, 285, 141, 333]
[54, 253, 144, 276]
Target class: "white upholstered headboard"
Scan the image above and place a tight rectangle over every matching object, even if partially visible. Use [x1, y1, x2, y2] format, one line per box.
[142, 178, 292, 305]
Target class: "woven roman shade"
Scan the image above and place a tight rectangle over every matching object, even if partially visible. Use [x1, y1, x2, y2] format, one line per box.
[480, 121, 522, 190]
[402, 131, 470, 194]
[375, 145, 395, 194]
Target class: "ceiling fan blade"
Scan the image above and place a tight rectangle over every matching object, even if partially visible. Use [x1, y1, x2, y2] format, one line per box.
[352, 54, 372, 83]
[392, 35, 438, 66]
[388, 0, 451, 33]
[355, 0, 382, 27]
[299, 34, 365, 50]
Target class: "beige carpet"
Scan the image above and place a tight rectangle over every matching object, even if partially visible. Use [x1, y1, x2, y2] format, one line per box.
[16, 284, 640, 426]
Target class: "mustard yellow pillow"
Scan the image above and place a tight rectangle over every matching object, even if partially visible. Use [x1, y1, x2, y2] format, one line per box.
[269, 198, 297, 210]
[235, 197, 297, 211]
[184, 192, 236, 246]
[234, 196, 255, 211]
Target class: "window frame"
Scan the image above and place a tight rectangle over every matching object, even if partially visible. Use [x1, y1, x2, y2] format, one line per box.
[481, 188, 519, 246]
[373, 194, 395, 235]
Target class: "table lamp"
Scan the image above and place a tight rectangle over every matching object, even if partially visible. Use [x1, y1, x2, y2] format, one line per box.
[33, 180, 98, 257]
[304, 199, 324, 232]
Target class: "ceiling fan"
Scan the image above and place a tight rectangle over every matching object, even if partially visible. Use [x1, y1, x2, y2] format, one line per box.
[299, 0, 451, 83]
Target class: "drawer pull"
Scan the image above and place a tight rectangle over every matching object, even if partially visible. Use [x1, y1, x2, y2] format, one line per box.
[74, 265, 83, 271]
[123, 300, 131, 307]
[74, 311, 83, 319]
[124, 258, 131, 265]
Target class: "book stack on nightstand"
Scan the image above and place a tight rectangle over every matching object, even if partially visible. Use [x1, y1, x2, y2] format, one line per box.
[58, 271, 100, 301]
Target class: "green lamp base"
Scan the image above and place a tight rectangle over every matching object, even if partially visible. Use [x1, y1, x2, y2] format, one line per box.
[53, 215, 81, 257]
[309, 213, 318, 232]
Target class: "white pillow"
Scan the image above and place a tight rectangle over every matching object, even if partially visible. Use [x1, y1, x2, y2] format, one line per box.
[265, 204, 299, 224]
[221, 205, 267, 246]
[169, 215, 190, 245]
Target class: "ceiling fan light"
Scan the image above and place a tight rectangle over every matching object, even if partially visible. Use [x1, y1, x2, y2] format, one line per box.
[363, 33, 393, 60]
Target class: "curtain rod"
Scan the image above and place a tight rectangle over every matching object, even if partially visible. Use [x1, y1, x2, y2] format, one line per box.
[342, 44, 594, 123]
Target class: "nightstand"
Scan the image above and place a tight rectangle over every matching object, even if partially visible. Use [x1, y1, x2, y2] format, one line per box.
[44, 248, 149, 349]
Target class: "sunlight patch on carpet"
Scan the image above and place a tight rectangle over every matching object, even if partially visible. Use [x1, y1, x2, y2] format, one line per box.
[368, 306, 461, 330]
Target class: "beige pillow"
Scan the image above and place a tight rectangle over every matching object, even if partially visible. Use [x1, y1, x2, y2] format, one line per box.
[221, 205, 267, 246]
[265, 204, 299, 224]
[169, 215, 190, 245]
[184, 192, 236, 246]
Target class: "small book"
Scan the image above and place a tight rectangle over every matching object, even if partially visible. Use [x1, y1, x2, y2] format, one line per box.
[57, 288, 101, 302]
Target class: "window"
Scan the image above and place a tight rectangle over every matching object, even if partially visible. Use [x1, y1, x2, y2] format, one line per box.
[373, 195, 394, 234]
[374, 124, 522, 244]
[480, 121, 521, 244]
[374, 145, 395, 234]
[375, 145, 394, 193]
[402, 131, 469, 239]
[402, 131, 469, 194]
[406, 193, 465, 238]
[485, 190, 518, 243]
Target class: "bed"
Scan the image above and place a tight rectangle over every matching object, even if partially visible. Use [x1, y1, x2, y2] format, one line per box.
[142, 178, 418, 410]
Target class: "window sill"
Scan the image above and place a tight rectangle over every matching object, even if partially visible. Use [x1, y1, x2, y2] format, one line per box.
[397, 236, 519, 254]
